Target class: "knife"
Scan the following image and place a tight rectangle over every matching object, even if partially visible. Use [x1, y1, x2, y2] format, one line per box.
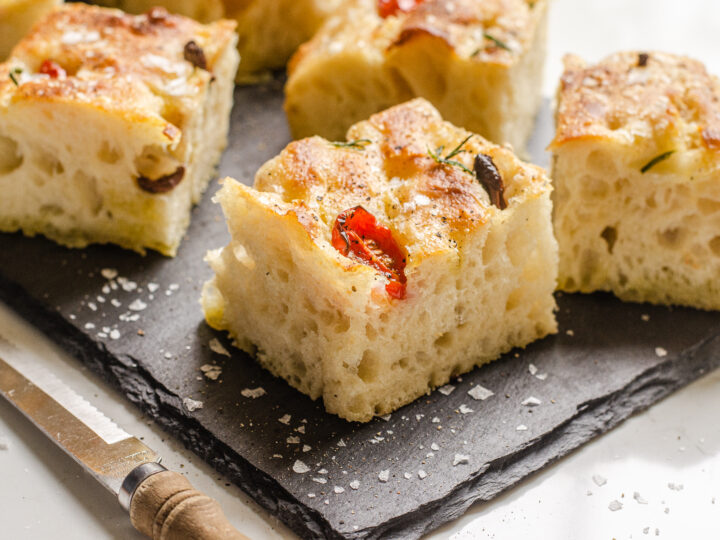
[0, 353, 249, 540]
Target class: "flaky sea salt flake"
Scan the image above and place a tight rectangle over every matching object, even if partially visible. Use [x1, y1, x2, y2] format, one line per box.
[378, 470, 390, 483]
[453, 454, 470, 466]
[468, 385, 494, 401]
[209, 338, 231, 357]
[183, 398, 203, 412]
[241, 387, 266, 399]
[293, 460, 310, 474]
[438, 384, 455, 396]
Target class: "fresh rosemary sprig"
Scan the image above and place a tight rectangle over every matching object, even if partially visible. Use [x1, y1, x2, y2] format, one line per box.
[641, 150, 675, 173]
[331, 139, 372, 150]
[8, 67, 22, 87]
[428, 134, 475, 176]
[483, 33, 512, 52]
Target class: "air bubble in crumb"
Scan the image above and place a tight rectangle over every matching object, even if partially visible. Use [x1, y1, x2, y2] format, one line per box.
[378, 470, 390, 482]
[468, 385, 494, 401]
[241, 387, 266, 399]
[655, 347, 668, 357]
[183, 398, 203, 412]
[438, 384, 455, 396]
[209, 338, 231, 357]
[293, 460, 310, 474]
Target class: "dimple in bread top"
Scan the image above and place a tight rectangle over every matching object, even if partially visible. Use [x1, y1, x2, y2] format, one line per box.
[550, 51, 720, 153]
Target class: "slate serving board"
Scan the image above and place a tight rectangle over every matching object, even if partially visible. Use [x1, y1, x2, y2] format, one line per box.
[1, 81, 720, 540]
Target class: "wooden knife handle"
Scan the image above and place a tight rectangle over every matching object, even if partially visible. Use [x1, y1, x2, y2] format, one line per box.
[128, 469, 249, 540]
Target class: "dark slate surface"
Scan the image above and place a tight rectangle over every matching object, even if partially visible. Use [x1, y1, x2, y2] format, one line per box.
[1, 83, 720, 540]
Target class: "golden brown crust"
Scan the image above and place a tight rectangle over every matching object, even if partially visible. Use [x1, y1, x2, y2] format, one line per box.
[392, 0, 537, 62]
[1, 4, 236, 135]
[287, 0, 541, 75]
[254, 99, 549, 262]
[550, 51, 720, 152]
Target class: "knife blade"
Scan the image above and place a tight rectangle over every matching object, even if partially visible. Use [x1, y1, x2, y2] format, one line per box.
[0, 351, 248, 540]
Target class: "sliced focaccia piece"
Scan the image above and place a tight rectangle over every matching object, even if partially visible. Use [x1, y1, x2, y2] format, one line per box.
[285, 0, 547, 151]
[90, 0, 342, 82]
[202, 98, 558, 422]
[0, 0, 61, 60]
[550, 52, 720, 309]
[0, 4, 238, 256]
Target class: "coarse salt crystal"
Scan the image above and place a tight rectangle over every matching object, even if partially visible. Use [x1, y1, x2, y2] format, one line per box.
[111, 299, 122, 308]
[378, 470, 390, 482]
[641, 314, 650, 322]
[209, 338, 231, 357]
[183, 398, 203, 412]
[286, 436, 300, 444]
[438, 384, 455, 396]
[634, 492, 648, 504]
[458, 404, 474, 414]
[468, 385, 494, 401]
[241, 387, 266, 399]
[380, 414, 392, 421]
[592, 474, 607, 487]
[303, 445, 311, 453]
[88, 302, 97, 311]
[318, 468, 328, 474]
[200, 364, 222, 381]
[84, 323, 95, 330]
[350, 480, 360, 490]
[312, 477, 327, 484]
[418, 470, 427, 479]
[100, 268, 118, 280]
[431, 417, 440, 423]
[431, 443, 440, 451]
[516, 424, 528, 431]
[608, 500, 622, 512]
[147, 283, 159, 293]
[668, 482, 683, 491]
[655, 347, 668, 357]
[334, 486, 344, 494]
[521, 397, 542, 407]
[293, 460, 310, 474]
[278, 414, 291, 425]
[453, 454, 470, 466]
[535, 373, 548, 381]
[109, 329, 121, 340]
[337, 439, 346, 447]
[403, 472, 411, 479]
[128, 299, 147, 311]
[528, 364, 538, 375]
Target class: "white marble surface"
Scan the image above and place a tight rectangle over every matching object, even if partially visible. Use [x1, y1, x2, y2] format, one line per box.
[2, 0, 720, 538]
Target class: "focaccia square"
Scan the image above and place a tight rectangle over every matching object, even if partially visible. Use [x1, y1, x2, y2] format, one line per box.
[550, 52, 720, 309]
[202, 99, 558, 422]
[91, 0, 342, 82]
[0, 0, 61, 60]
[0, 4, 239, 255]
[285, 0, 547, 151]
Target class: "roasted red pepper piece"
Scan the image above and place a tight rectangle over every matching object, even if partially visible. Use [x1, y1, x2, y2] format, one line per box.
[39, 60, 66, 79]
[378, 0, 426, 18]
[332, 206, 407, 299]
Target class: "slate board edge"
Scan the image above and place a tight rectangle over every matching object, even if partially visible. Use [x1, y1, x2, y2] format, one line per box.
[4, 270, 720, 539]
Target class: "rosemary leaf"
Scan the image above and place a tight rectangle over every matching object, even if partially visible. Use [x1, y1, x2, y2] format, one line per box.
[641, 150, 675, 173]
[331, 139, 372, 150]
[428, 135, 475, 177]
[483, 33, 512, 52]
[8, 68, 22, 87]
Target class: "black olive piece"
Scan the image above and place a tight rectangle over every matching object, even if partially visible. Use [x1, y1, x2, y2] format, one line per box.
[184, 40, 207, 70]
[473, 153, 506, 209]
[137, 166, 185, 194]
